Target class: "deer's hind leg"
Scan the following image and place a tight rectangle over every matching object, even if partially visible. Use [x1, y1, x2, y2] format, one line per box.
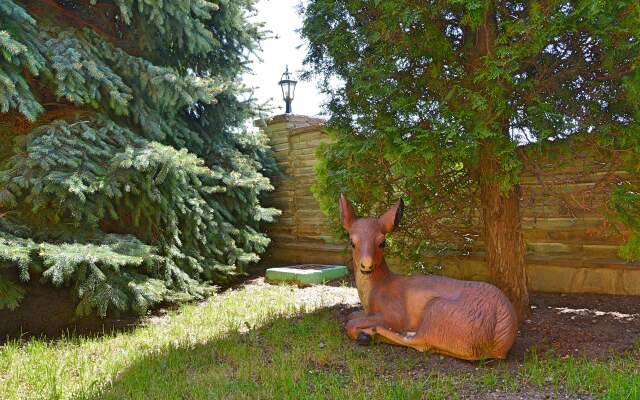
[387, 298, 495, 360]
[373, 298, 471, 356]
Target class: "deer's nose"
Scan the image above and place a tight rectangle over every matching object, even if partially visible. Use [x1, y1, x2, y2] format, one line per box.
[360, 257, 374, 272]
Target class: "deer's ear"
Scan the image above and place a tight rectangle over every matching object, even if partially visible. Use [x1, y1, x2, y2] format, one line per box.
[379, 199, 404, 233]
[339, 194, 356, 231]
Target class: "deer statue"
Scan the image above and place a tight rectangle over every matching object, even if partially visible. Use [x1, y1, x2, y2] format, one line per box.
[339, 194, 518, 360]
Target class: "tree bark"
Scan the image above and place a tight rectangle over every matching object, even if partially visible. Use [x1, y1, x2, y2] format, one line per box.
[479, 144, 530, 321]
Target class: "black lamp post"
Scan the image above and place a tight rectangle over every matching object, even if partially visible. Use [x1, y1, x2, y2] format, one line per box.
[278, 65, 297, 114]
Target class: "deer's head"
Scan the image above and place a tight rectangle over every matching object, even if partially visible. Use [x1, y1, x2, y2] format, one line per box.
[339, 194, 404, 275]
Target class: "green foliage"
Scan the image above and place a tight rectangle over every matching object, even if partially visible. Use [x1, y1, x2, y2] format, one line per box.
[0, 0, 277, 316]
[611, 185, 640, 260]
[0, 31, 44, 120]
[0, 231, 34, 310]
[302, 0, 640, 261]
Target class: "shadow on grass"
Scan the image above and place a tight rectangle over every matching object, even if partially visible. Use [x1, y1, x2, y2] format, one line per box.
[78, 305, 482, 400]
[79, 303, 640, 400]
[31, 279, 635, 400]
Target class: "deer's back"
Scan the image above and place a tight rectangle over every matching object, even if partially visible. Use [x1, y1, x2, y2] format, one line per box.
[388, 273, 514, 314]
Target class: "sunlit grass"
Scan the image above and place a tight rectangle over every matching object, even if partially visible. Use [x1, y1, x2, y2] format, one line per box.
[0, 285, 299, 399]
[0, 283, 638, 399]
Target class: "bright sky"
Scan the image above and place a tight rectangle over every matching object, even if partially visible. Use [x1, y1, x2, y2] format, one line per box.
[244, 0, 325, 118]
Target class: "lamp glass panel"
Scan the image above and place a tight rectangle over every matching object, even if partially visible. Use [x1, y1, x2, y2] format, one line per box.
[289, 81, 297, 100]
[285, 81, 292, 99]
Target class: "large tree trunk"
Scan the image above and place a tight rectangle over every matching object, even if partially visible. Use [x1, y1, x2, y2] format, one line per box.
[479, 146, 530, 321]
[470, 5, 530, 321]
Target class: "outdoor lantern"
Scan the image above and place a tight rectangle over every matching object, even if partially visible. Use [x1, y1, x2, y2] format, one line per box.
[278, 65, 297, 114]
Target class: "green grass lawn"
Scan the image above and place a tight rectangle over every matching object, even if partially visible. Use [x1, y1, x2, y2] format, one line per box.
[1, 282, 638, 400]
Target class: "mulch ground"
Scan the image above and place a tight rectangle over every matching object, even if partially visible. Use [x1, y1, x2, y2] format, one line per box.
[514, 292, 639, 359]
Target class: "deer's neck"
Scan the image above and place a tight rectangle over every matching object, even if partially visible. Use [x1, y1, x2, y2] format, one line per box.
[355, 259, 392, 313]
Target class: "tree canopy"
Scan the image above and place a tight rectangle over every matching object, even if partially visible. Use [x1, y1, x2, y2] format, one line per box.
[301, 0, 640, 318]
[0, 0, 278, 316]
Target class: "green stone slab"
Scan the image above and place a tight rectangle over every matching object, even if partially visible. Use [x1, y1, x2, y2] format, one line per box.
[265, 264, 349, 286]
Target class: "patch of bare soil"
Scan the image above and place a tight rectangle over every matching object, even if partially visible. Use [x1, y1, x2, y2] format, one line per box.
[514, 293, 640, 359]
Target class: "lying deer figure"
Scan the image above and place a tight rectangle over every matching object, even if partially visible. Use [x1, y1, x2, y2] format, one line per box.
[339, 194, 518, 360]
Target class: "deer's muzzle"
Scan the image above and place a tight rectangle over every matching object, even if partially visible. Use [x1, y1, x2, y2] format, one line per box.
[360, 257, 374, 274]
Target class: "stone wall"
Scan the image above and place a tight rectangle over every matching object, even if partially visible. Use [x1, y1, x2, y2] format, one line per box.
[258, 114, 640, 295]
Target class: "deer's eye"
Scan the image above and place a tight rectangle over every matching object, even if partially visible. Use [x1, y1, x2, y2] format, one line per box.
[350, 240, 355, 248]
[379, 239, 386, 248]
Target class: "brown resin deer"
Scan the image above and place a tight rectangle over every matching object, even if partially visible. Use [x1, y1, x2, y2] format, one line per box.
[340, 194, 518, 360]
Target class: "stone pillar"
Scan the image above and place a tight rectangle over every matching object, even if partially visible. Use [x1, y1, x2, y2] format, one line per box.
[256, 114, 349, 265]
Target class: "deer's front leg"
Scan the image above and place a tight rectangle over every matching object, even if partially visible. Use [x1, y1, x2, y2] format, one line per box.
[345, 314, 384, 343]
[346, 310, 367, 321]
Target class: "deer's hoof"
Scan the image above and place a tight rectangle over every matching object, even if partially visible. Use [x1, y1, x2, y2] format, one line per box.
[356, 331, 371, 346]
